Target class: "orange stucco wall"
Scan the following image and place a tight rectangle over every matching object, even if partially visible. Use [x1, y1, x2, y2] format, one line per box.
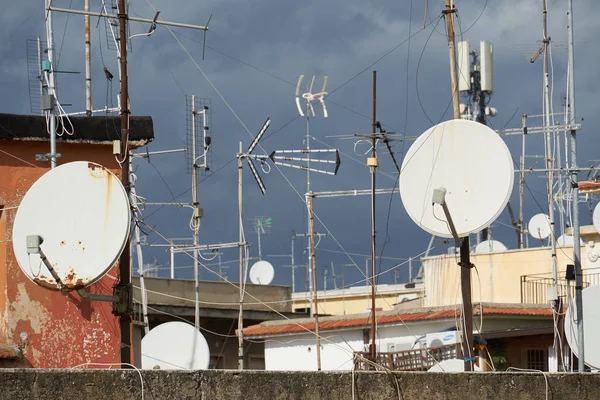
[0, 140, 130, 367]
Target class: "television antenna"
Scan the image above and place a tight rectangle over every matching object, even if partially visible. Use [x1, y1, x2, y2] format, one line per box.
[295, 75, 328, 118]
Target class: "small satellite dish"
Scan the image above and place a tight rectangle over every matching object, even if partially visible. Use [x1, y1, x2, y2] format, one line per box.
[556, 234, 583, 247]
[428, 358, 482, 372]
[528, 213, 552, 240]
[12, 161, 130, 291]
[141, 321, 210, 370]
[593, 203, 600, 234]
[399, 119, 514, 238]
[474, 240, 508, 254]
[249, 260, 274, 285]
[564, 285, 600, 370]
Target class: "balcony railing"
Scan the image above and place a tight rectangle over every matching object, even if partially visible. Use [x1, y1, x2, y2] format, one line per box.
[520, 267, 600, 304]
[354, 343, 461, 371]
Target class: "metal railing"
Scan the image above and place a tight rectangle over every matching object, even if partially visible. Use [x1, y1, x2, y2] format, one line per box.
[520, 267, 600, 304]
[354, 343, 461, 371]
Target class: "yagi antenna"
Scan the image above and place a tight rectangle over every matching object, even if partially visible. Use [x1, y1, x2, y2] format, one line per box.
[239, 118, 271, 195]
[269, 148, 340, 176]
[295, 75, 328, 118]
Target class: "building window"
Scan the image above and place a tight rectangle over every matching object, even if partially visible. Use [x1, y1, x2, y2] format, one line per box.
[525, 349, 547, 371]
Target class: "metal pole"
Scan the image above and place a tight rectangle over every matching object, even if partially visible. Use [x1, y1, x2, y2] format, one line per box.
[409, 257, 413, 283]
[257, 226, 262, 261]
[131, 157, 149, 334]
[331, 261, 337, 290]
[84, 0, 92, 116]
[460, 238, 474, 371]
[191, 95, 200, 330]
[237, 142, 245, 370]
[520, 115, 527, 249]
[309, 193, 321, 370]
[307, 195, 314, 317]
[445, 1, 472, 371]
[567, 0, 584, 372]
[170, 245, 175, 279]
[117, 0, 132, 366]
[444, 0, 460, 121]
[291, 231, 296, 293]
[369, 70, 378, 361]
[541, 0, 561, 367]
[45, 0, 57, 168]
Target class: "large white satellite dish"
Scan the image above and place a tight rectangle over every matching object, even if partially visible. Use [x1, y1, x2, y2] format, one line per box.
[593, 203, 600, 234]
[12, 161, 130, 291]
[249, 260, 275, 285]
[141, 321, 210, 370]
[399, 119, 514, 238]
[556, 234, 583, 247]
[474, 239, 508, 254]
[428, 358, 482, 372]
[564, 285, 600, 369]
[528, 213, 552, 240]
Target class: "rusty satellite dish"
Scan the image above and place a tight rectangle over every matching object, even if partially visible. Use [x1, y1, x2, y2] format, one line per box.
[141, 321, 210, 370]
[12, 161, 130, 291]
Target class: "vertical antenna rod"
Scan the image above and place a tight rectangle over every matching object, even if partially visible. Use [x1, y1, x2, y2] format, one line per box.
[444, 0, 460, 121]
[541, 0, 561, 368]
[444, 0, 474, 371]
[84, 0, 92, 116]
[237, 141, 245, 370]
[191, 95, 200, 330]
[369, 71, 378, 361]
[309, 193, 321, 370]
[291, 231, 296, 293]
[44, 0, 57, 168]
[567, 0, 584, 372]
[117, 0, 132, 366]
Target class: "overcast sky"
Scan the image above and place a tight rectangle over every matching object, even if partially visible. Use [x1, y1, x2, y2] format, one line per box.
[1, 0, 599, 291]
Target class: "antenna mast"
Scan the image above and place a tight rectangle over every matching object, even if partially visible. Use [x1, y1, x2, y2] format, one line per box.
[44, 0, 58, 168]
[368, 71, 378, 361]
[567, 0, 585, 372]
[84, 0, 92, 116]
[444, 0, 474, 372]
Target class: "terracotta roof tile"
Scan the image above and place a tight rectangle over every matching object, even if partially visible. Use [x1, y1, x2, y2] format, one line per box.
[242, 305, 553, 337]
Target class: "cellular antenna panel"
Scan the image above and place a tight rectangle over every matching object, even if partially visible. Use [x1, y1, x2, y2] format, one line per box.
[12, 161, 130, 291]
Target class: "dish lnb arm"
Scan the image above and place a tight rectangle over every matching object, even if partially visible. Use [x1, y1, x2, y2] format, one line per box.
[431, 188, 462, 246]
[25, 235, 119, 303]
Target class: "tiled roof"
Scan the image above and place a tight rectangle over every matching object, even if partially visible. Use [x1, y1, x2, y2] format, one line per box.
[242, 304, 554, 337]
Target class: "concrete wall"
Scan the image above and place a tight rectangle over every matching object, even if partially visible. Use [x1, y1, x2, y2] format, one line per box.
[0, 369, 599, 399]
[0, 141, 130, 367]
[264, 331, 363, 371]
[134, 277, 292, 313]
[422, 247, 597, 307]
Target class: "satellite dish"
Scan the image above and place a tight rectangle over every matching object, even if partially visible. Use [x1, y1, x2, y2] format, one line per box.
[474, 240, 508, 254]
[556, 234, 584, 247]
[399, 119, 514, 238]
[249, 260, 274, 285]
[564, 285, 600, 370]
[141, 321, 210, 370]
[528, 213, 552, 240]
[428, 358, 482, 372]
[593, 203, 600, 234]
[12, 161, 130, 291]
